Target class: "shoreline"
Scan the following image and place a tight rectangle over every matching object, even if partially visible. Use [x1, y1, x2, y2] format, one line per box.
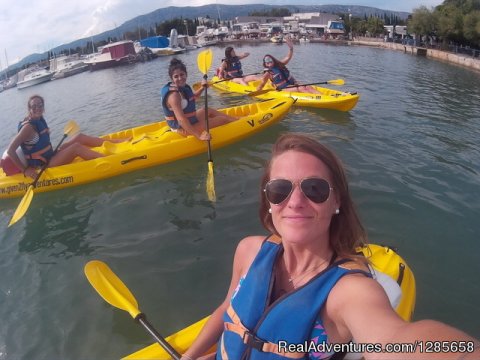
[349, 37, 480, 73]
[217, 37, 480, 73]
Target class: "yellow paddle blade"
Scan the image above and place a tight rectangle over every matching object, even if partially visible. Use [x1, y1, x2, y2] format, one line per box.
[328, 79, 345, 85]
[64, 120, 80, 136]
[197, 49, 213, 76]
[8, 185, 34, 227]
[206, 161, 216, 202]
[84, 260, 142, 319]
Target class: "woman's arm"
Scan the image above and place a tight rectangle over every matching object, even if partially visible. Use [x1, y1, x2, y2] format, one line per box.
[237, 52, 250, 60]
[280, 37, 294, 65]
[7, 124, 36, 176]
[256, 72, 270, 91]
[182, 236, 264, 359]
[326, 275, 479, 359]
[167, 92, 204, 139]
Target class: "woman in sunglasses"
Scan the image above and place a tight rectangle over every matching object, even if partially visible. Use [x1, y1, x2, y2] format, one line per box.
[5, 95, 127, 179]
[181, 133, 478, 360]
[216, 46, 261, 86]
[256, 36, 321, 94]
[162, 58, 238, 141]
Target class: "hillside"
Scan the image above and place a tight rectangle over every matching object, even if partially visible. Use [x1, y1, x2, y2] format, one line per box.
[15, 3, 409, 69]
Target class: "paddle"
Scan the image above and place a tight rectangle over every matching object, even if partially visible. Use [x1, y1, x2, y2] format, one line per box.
[192, 72, 262, 88]
[8, 120, 80, 227]
[197, 49, 216, 202]
[84, 260, 181, 360]
[247, 78, 345, 97]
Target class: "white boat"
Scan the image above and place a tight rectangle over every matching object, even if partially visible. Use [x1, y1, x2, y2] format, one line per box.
[50, 54, 88, 79]
[16, 68, 53, 90]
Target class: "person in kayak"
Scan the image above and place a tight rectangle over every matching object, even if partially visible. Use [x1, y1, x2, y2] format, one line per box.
[161, 58, 237, 141]
[6, 95, 128, 180]
[216, 46, 261, 86]
[256, 36, 322, 94]
[181, 133, 479, 360]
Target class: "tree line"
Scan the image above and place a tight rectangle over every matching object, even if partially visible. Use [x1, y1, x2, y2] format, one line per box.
[408, 0, 479, 48]
[14, 0, 479, 73]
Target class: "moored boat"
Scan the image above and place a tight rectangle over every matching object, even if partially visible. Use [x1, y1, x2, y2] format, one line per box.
[84, 40, 138, 71]
[0, 98, 293, 199]
[16, 68, 53, 89]
[123, 244, 416, 359]
[210, 76, 360, 112]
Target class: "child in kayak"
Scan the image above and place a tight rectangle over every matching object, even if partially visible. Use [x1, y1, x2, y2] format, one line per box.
[6, 95, 128, 179]
[216, 46, 261, 86]
[161, 58, 237, 141]
[256, 36, 322, 94]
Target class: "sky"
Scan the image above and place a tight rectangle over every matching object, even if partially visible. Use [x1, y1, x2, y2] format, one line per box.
[0, 0, 443, 66]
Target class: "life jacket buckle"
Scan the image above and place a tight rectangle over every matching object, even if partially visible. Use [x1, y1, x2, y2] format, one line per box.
[242, 331, 265, 352]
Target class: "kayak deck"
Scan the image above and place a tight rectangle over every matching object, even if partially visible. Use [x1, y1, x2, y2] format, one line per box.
[210, 76, 360, 111]
[0, 98, 294, 199]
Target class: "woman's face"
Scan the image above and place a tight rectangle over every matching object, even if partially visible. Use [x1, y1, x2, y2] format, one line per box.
[171, 69, 187, 88]
[28, 98, 45, 119]
[264, 56, 274, 68]
[267, 150, 339, 245]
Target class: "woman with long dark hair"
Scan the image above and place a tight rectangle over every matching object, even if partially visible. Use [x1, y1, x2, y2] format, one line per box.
[256, 36, 321, 94]
[217, 46, 261, 86]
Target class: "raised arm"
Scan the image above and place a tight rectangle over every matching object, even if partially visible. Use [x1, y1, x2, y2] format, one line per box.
[237, 52, 250, 60]
[280, 36, 294, 65]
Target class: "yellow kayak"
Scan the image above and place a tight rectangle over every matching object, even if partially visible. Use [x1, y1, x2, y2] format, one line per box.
[210, 76, 360, 112]
[124, 244, 416, 359]
[0, 98, 293, 199]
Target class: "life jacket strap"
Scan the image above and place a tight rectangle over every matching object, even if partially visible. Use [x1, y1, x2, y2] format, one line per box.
[224, 306, 305, 359]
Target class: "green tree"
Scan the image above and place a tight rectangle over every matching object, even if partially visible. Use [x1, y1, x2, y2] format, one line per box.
[409, 6, 437, 36]
[463, 10, 480, 46]
[367, 16, 385, 36]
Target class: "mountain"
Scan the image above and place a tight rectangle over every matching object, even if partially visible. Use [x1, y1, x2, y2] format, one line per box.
[13, 4, 409, 70]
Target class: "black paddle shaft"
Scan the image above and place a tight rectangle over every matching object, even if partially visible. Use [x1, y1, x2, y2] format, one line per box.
[137, 315, 181, 360]
[203, 74, 213, 162]
[31, 133, 68, 188]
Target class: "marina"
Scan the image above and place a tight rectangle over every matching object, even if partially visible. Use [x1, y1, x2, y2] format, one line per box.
[0, 41, 479, 359]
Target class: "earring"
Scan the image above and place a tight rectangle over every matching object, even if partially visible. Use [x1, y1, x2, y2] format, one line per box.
[268, 208, 272, 214]
[335, 209, 340, 214]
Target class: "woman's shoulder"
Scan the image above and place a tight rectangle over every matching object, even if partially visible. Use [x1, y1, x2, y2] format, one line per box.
[233, 235, 267, 275]
[236, 235, 265, 252]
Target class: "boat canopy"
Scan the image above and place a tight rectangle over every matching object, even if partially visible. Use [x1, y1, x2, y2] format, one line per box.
[139, 36, 169, 49]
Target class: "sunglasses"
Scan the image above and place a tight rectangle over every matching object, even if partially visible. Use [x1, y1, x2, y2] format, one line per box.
[264, 178, 333, 205]
[264, 58, 273, 64]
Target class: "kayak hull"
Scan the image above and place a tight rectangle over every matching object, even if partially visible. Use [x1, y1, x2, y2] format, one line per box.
[124, 244, 416, 359]
[0, 98, 293, 199]
[210, 76, 360, 111]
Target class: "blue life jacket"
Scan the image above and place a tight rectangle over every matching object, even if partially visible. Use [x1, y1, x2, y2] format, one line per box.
[160, 83, 198, 130]
[18, 117, 54, 167]
[268, 67, 295, 90]
[217, 235, 371, 360]
[224, 56, 244, 78]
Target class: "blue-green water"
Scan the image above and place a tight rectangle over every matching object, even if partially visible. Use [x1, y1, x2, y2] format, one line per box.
[0, 43, 479, 359]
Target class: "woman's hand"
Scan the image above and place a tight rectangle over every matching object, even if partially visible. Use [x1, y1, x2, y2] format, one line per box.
[199, 130, 211, 141]
[23, 167, 37, 180]
[285, 36, 294, 50]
